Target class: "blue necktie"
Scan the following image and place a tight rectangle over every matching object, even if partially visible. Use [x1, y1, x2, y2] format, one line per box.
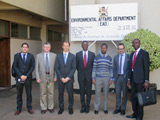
[23, 54, 26, 63]
[64, 53, 67, 64]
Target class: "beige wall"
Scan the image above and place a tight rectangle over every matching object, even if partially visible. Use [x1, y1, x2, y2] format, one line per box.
[69, 0, 160, 90]
[0, 0, 65, 23]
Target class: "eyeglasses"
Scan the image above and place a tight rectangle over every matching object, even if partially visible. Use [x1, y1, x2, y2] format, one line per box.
[118, 48, 124, 50]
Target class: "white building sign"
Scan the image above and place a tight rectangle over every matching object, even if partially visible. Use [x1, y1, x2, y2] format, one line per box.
[70, 3, 138, 41]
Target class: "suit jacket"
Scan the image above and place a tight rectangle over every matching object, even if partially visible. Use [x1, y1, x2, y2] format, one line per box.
[128, 49, 149, 83]
[55, 52, 76, 82]
[113, 53, 130, 82]
[76, 51, 95, 81]
[13, 52, 35, 81]
[35, 52, 57, 82]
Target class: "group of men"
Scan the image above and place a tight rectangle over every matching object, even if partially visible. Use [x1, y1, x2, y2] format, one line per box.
[13, 39, 149, 120]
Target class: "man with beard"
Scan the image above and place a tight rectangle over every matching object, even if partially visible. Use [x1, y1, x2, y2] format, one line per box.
[92, 43, 113, 114]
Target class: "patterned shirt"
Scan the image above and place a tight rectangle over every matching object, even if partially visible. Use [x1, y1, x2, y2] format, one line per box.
[92, 53, 113, 80]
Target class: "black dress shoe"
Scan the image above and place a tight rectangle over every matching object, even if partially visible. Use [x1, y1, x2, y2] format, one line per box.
[58, 109, 64, 115]
[104, 110, 108, 114]
[126, 114, 136, 118]
[28, 109, 34, 114]
[120, 110, 125, 115]
[85, 107, 90, 114]
[80, 107, 86, 113]
[113, 109, 121, 114]
[94, 110, 98, 114]
[69, 109, 73, 115]
[15, 110, 21, 115]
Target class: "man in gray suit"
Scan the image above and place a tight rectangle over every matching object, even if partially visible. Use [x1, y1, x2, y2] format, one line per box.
[113, 43, 130, 115]
[36, 42, 57, 114]
[55, 41, 76, 115]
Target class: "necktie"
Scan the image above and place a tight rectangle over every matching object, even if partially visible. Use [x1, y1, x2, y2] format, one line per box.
[45, 54, 50, 73]
[84, 52, 87, 69]
[23, 54, 26, 63]
[64, 53, 67, 64]
[119, 54, 123, 74]
[132, 50, 137, 69]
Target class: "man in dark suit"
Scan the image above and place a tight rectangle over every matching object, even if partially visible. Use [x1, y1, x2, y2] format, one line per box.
[76, 41, 95, 113]
[13, 43, 35, 115]
[55, 41, 76, 115]
[126, 39, 149, 120]
[113, 43, 130, 115]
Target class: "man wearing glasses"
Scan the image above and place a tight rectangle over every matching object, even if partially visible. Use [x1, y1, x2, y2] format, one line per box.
[113, 43, 130, 115]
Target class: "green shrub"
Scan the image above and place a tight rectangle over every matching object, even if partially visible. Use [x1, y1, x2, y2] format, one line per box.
[122, 29, 160, 71]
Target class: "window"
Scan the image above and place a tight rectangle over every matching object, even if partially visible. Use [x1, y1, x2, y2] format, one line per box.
[11, 23, 27, 39]
[30, 26, 41, 40]
[48, 30, 65, 42]
[48, 30, 53, 42]
[0, 20, 9, 37]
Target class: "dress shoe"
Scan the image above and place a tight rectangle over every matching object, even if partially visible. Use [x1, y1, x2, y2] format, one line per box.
[104, 110, 108, 114]
[113, 109, 121, 114]
[58, 109, 64, 115]
[28, 109, 34, 114]
[136, 118, 142, 120]
[94, 110, 98, 114]
[69, 108, 73, 115]
[85, 107, 90, 114]
[120, 110, 125, 115]
[48, 109, 54, 113]
[126, 114, 136, 118]
[41, 110, 47, 114]
[15, 110, 21, 115]
[80, 107, 86, 113]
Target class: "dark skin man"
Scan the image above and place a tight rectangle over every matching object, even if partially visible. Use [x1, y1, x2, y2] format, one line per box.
[127, 39, 149, 88]
[92, 45, 112, 85]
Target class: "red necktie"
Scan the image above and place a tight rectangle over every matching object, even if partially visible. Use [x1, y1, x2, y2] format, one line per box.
[84, 52, 87, 69]
[132, 50, 137, 69]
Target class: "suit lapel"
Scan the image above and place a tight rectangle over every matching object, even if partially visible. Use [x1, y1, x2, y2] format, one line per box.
[116, 55, 119, 73]
[19, 53, 23, 63]
[49, 53, 52, 73]
[61, 52, 65, 66]
[123, 53, 127, 72]
[66, 52, 71, 66]
[41, 53, 45, 69]
[81, 51, 84, 66]
[25, 53, 30, 65]
[135, 49, 142, 64]
[87, 51, 90, 67]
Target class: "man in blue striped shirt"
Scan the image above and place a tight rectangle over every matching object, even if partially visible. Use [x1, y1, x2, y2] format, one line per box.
[92, 43, 113, 115]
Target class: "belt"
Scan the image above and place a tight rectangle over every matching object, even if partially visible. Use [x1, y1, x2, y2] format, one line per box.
[46, 72, 50, 74]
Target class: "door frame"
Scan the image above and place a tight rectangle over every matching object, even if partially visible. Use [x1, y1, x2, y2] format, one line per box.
[0, 19, 11, 87]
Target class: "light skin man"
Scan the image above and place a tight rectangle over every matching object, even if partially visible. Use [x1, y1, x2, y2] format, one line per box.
[113, 43, 130, 115]
[36, 42, 57, 114]
[13, 43, 35, 115]
[55, 41, 76, 115]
